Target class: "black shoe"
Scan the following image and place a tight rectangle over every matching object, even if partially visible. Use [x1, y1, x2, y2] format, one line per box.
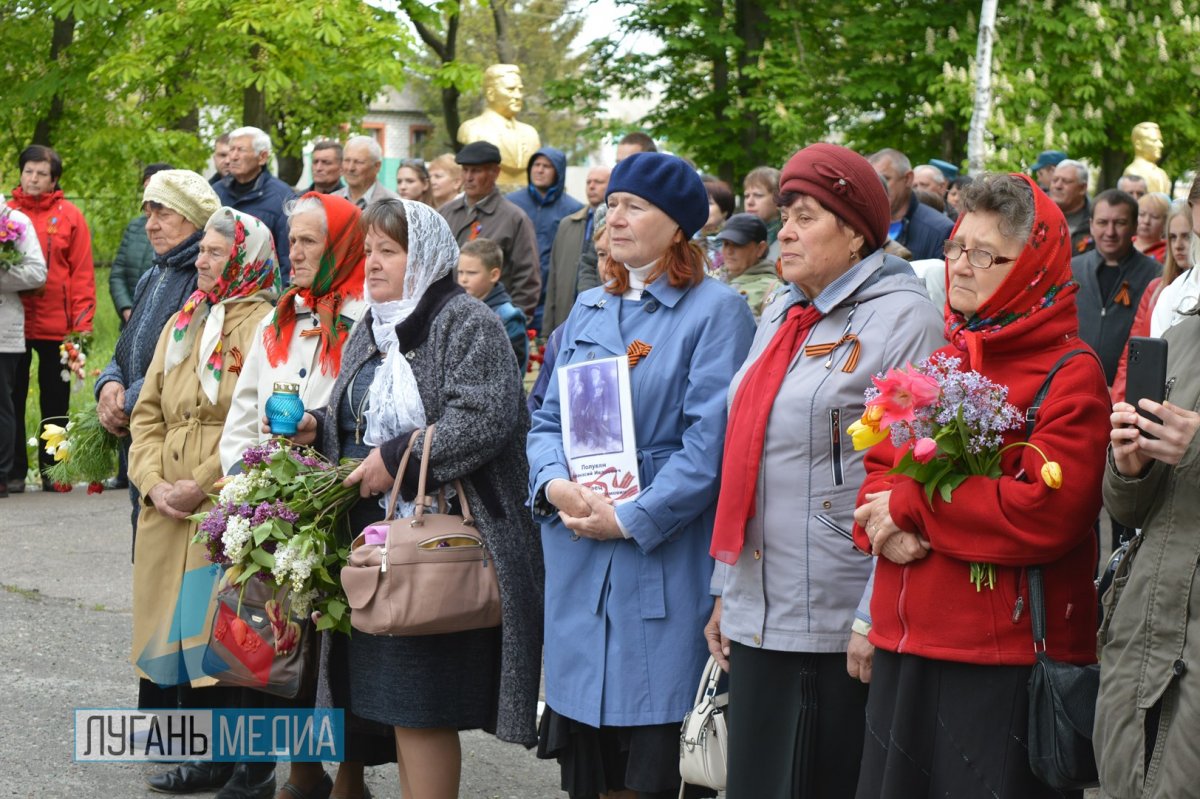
[5, 478, 24, 494]
[146, 760, 236, 793]
[278, 772, 332, 799]
[0, 484, 7, 499]
[214, 762, 277, 799]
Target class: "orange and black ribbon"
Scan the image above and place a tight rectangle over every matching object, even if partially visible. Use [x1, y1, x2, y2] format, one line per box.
[1113, 281, 1132, 307]
[627, 339, 652, 368]
[803, 333, 861, 373]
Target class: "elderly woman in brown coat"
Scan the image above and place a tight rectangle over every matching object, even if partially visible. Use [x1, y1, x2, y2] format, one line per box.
[129, 208, 278, 796]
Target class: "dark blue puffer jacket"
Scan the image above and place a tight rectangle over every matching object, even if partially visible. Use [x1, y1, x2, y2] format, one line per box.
[506, 146, 584, 276]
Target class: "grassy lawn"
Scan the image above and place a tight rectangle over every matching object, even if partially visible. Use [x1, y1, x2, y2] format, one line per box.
[19, 266, 120, 482]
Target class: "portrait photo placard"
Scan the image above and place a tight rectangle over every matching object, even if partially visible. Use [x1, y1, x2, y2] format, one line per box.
[557, 355, 641, 504]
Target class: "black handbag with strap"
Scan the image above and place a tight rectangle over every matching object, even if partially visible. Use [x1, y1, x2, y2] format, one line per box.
[1022, 349, 1101, 790]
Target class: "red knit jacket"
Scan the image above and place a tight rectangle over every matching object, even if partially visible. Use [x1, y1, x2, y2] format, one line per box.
[7, 187, 94, 339]
[853, 297, 1110, 667]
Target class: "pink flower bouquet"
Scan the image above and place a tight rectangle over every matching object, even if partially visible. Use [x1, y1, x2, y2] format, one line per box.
[849, 354, 1063, 590]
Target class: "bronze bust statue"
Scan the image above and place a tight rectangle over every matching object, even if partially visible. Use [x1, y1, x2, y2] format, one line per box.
[457, 64, 542, 192]
[1124, 122, 1171, 194]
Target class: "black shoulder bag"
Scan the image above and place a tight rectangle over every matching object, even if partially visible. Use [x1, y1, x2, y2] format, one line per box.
[1024, 349, 1101, 790]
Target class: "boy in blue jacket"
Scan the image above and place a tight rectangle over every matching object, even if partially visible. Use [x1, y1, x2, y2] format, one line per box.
[459, 238, 529, 372]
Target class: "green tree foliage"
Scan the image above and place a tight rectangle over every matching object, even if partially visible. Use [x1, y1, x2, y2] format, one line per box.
[566, 0, 1200, 190]
[0, 0, 412, 262]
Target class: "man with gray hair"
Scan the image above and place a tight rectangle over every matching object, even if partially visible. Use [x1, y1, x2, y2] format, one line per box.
[334, 134, 399, 208]
[1116, 173, 1148, 201]
[868, 148, 954, 260]
[1050, 158, 1093, 253]
[213, 125, 296, 279]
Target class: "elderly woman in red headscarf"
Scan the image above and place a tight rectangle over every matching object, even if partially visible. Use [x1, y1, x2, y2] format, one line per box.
[851, 174, 1111, 798]
[220, 193, 368, 472]
[217, 192, 386, 799]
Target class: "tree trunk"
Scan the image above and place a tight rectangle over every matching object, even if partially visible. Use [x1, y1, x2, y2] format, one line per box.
[735, 0, 768, 180]
[1100, 143, 1125, 192]
[443, 11, 463, 150]
[712, 0, 731, 184]
[967, 0, 998, 174]
[31, 11, 76, 146]
[491, 0, 515, 64]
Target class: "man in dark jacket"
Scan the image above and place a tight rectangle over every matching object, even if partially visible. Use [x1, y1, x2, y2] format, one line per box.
[1071, 188, 1161, 386]
[506, 146, 583, 331]
[1052, 158, 1094, 254]
[299, 140, 345, 195]
[110, 162, 173, 324]
[439, 141, 541, 317]
[213, 125, 295, 281]
[543, 166, 610, 335]
[869, 148, 954, 260]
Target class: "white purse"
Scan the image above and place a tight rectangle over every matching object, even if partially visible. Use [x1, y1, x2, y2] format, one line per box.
[678, 655, 729, 791]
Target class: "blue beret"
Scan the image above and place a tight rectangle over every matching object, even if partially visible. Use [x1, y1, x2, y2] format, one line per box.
[606, 152, 708, 239]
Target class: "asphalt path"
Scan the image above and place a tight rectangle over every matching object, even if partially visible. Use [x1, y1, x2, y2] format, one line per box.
[0, 486, 561, 798]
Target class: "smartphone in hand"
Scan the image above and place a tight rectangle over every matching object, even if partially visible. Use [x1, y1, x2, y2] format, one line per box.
[1125, 337, 1169, 440]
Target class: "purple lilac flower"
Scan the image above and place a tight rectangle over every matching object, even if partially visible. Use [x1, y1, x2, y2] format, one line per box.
[293, 451, 329, 470]
[240, 440, 282, 467]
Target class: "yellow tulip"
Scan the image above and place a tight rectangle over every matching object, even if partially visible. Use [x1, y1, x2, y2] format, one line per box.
[1041, 461, 1063, 490]
[848, 418, 889, 450]
[863, 403, 885, 427]
[52, 439, 71, 462]
[41, 423, 67, 457]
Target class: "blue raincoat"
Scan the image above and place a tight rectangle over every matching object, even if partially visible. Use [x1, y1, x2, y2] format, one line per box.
[528, 275, 754, 726]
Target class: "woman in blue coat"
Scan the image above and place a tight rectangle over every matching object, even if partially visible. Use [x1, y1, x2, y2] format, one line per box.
[528, 152, 755, 798]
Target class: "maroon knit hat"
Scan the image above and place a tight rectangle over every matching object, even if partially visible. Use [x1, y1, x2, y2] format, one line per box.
[778, 143, 890, 252]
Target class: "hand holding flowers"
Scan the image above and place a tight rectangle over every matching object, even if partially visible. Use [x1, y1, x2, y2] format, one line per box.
[849, 354, 1064, 591]
[192, 439, 362, 634]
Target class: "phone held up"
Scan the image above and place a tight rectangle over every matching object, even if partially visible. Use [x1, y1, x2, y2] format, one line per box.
[1125, 337, 1169, 440]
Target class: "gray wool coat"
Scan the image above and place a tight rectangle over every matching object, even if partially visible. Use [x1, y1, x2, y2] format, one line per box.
[316, 275, 544, 747]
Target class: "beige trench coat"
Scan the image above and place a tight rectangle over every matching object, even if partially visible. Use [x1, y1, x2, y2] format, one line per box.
[1095, 313, 1200, 798]
[128, 298, 273, 688]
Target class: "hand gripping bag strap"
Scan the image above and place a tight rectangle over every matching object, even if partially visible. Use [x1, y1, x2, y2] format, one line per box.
[678, 656, 728, 793]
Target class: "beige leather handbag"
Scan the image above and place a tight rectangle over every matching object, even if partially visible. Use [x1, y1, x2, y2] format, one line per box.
[340, 425, 502, 636]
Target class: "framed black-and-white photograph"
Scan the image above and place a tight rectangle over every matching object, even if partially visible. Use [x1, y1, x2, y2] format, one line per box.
[558, 355, 640, 504]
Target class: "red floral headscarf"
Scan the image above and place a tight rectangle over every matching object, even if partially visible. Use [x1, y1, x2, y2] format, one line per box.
[263, 193, 366, 376]
[944, 173, 1079, 366]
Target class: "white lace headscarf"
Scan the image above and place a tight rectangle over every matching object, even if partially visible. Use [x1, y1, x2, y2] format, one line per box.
[363, 199, 459, 512]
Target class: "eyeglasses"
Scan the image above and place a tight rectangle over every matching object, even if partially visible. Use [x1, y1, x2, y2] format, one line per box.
[943, 239, 1017, 270]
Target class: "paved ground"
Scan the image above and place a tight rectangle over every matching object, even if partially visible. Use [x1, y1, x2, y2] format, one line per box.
[0, 486, 561, 798]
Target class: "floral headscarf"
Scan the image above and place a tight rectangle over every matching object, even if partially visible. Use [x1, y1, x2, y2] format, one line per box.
[165, 207, 280, 403]
[263, 193, 365, 375]
[944, 172, 1079, 366]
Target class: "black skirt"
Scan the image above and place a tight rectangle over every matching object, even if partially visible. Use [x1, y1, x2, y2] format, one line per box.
[349, 625, 501, 730]
[537, 706, 717, 799]
[856, 649, 1082, 799]
[724, 643, 869, 799]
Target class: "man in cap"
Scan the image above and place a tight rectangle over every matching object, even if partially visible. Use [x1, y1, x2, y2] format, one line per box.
[716, 213, 779, 319]
[1030, 150, 1068, 192]
[439, 141, 541, 317]
[96, 170, 220, 535]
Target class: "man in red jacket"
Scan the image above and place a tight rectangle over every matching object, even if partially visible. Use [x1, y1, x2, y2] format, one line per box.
[6, 144, 94, 493]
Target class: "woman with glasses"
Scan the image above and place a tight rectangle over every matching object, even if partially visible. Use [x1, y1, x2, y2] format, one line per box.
[853, 173, 1111, 798]
[396, 159, 434, 207]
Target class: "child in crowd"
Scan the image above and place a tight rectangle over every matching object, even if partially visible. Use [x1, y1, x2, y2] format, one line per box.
[458, 238, 529, 372]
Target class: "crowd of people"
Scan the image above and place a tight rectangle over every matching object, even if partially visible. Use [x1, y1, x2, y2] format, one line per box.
[2, 123, 1198, 799]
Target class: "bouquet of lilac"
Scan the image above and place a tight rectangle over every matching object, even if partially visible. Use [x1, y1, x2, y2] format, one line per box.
[848, 353, 1063, 590]
[192, 440, 362, 633]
